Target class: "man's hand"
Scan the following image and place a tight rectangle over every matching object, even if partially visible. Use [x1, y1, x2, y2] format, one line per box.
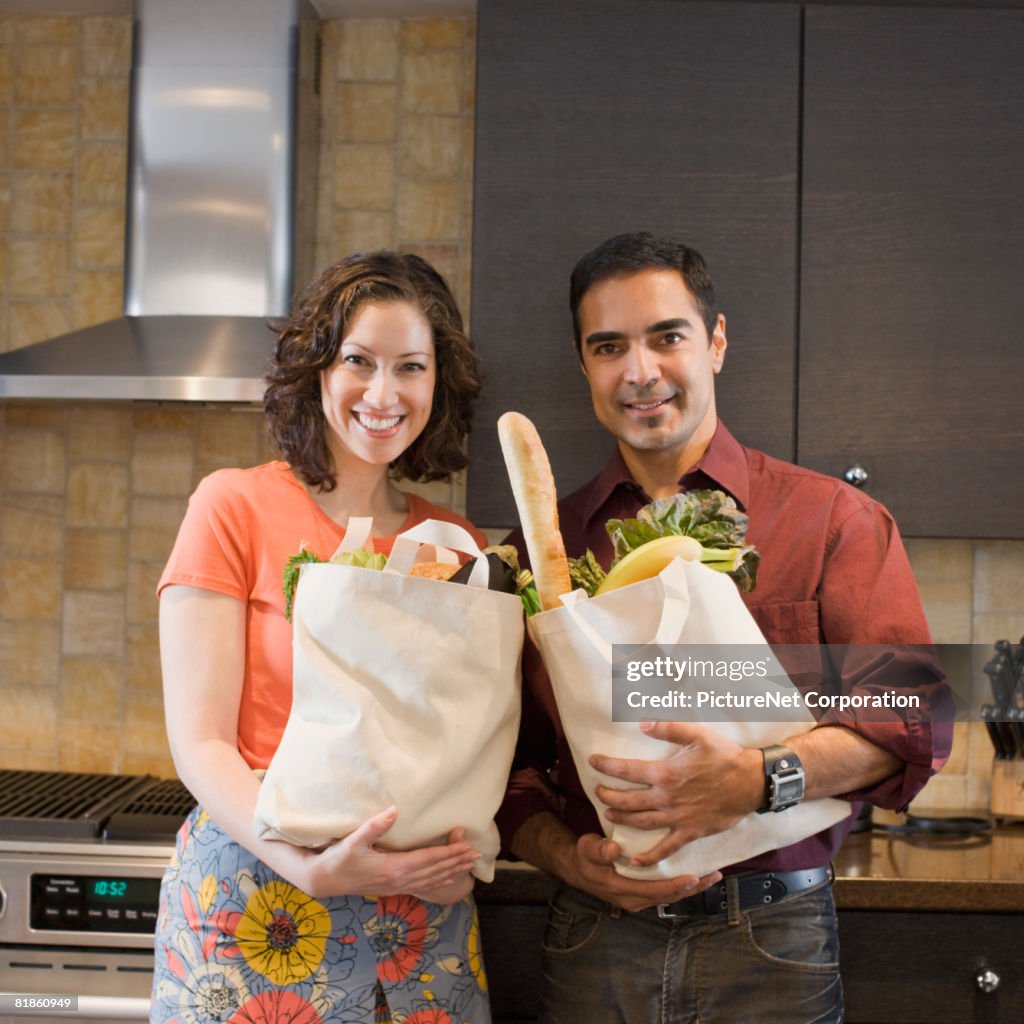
[510, 811, 721, 914]
[569, 832, 722, 913]
[589, 720, 764, 867]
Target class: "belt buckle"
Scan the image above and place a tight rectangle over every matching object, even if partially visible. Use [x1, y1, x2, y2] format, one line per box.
[656, 890, 708, 919]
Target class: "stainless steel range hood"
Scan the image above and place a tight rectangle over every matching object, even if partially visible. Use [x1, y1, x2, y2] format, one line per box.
[0, 0, 319, 402]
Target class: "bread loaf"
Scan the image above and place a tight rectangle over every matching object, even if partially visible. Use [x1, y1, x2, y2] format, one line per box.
[408, 561, 462, 581]
[497, 412, 571, 610]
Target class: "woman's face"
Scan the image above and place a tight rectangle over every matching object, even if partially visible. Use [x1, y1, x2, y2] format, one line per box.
[319, 299, 436, 472]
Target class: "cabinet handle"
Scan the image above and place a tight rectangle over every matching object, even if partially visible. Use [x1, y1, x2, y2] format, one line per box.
[975, 968, 1000, 994]
[843, 465, 869, 488]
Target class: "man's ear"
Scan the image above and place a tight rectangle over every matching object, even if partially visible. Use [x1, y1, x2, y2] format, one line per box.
[711, 314, 727, 373]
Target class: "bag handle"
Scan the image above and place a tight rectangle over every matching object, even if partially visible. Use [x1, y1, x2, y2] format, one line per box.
[332, 516, 374, 557]
[557, 557, 692, 665]
[331, 516, 457, 566]
[384, 519, 490, 589]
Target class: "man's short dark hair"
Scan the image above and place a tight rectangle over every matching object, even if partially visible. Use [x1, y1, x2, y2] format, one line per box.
[569, 232, 718, 353]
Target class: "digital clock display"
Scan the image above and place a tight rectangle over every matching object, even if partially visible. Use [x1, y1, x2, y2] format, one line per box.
[91, 878, 130, 899]
[30, 873, 162, 933]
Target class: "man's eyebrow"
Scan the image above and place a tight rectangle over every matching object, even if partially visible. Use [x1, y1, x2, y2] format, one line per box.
[583, 318, 694, 348]
[646, 318, 692, 334]
[583, 330, 626, 348]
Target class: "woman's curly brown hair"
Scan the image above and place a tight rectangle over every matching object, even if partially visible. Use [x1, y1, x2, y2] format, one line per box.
[264, 251, 481, 489]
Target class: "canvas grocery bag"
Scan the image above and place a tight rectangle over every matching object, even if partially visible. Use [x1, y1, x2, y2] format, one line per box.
[528, 557, 850, 880]
[253, 519, 524, 882]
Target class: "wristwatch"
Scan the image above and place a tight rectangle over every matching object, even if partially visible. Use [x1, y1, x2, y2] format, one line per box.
[757, 744, 805, 813]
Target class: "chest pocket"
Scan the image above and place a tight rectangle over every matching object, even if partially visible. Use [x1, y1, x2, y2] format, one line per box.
[747, 599, 821, 644]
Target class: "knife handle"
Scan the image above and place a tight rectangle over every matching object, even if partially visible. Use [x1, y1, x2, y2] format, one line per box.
[984, 659, 1012, 710]
[982, 705, 1012, 759]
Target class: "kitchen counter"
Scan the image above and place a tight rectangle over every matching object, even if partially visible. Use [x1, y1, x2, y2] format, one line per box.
[833, 819, 1024, 912]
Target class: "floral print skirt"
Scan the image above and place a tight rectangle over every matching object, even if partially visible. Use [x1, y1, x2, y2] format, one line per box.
[150, 806, 490, 1024]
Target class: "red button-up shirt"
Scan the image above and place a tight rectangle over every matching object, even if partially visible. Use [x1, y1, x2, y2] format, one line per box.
[498, 421, 953, 873]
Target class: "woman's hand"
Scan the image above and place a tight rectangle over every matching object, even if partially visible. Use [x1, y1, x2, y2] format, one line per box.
[409, 870, 476, 905]
[408, 827, 477, 904]
[304, 810, 481, 900]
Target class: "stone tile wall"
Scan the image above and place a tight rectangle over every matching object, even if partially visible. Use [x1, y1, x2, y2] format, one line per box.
[0, 14, 128, 354]
[0, 13, 1021, 813]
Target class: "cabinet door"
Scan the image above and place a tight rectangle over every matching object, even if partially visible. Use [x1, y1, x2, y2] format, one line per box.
[469, 0, 801, 526]
[800, 6, 1024, 537]
[840, 911, 1024, 1023]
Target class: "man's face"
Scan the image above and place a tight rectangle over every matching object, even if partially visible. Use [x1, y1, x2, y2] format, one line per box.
[577, 269, 727, 458]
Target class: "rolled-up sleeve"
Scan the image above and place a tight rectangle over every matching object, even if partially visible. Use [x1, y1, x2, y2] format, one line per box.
[817, 501, 954, 810]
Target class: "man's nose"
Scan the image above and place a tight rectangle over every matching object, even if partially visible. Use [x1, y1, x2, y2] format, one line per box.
[623, 346, 660, 386]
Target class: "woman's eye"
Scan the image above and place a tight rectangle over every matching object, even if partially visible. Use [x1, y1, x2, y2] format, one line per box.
[342, 353, 369, 367]
[401, 362, 427, 373]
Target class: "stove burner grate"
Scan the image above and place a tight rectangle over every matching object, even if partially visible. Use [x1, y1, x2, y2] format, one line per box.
[104, 777, 197, 842]
[0, 770, 155, 839]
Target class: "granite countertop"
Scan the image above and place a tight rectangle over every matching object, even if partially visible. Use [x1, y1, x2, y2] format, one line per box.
[832, 819, 1024, 912]
[481, 820, 1024, 914]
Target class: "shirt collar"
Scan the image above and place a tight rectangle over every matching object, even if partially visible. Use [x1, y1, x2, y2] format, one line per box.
[687, 420, 750, 510]
[579, 420, 750, 532]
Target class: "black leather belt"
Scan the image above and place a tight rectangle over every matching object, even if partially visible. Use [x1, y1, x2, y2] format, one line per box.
[656, 865, 832, 920]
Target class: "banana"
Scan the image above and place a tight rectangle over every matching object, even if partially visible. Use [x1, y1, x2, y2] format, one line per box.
[594, 535, 702, 596]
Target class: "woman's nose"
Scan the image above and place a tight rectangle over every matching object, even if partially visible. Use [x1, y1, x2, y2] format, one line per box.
[364, 370, 397, 408]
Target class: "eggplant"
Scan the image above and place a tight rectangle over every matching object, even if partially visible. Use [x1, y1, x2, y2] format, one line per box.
[448, 551, 518, 593]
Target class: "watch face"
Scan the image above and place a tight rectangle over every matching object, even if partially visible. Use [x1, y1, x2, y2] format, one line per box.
[775, 775, 804, 806]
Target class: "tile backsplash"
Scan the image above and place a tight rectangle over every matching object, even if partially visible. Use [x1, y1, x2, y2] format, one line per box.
[1, 13, 1021, 813]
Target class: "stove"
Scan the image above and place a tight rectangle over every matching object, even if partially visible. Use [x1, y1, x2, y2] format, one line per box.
[0, 771, 196, 1022]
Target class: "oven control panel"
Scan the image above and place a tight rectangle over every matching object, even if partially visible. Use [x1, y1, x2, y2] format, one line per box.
[30, 874, 161, 934]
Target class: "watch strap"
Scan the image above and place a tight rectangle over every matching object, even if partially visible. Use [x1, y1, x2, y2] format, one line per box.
[758, 744, 805, 813]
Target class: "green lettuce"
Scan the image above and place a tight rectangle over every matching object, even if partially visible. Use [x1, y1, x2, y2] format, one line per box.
[282, 547, 386, 622]
[605, 490, 759, 593]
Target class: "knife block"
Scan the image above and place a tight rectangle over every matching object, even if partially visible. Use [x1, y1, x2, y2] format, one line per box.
[989, 758, 1024, 820]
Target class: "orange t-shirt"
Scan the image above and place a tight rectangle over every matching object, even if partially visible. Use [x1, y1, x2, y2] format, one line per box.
[158, 460, 488, 769]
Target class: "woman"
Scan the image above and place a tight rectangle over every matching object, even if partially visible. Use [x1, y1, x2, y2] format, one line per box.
[151, 252, 491, 1023]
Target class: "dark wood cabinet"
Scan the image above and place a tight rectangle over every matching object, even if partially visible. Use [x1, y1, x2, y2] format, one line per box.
[840, 911, 1023, 1023]
[798, 6, 1024, 537]
[469, 1, 1024, 537]
[469, 0, 802, 527]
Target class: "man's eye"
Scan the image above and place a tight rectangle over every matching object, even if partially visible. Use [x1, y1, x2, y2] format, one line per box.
[660, 332, 684, 345]
[594, 343, 619, 356]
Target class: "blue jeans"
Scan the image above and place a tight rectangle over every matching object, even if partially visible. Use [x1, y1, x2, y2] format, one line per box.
[537, 878, 842, 1024]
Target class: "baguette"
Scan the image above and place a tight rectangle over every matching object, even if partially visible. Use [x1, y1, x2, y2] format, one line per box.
[497, 411, 572, 611]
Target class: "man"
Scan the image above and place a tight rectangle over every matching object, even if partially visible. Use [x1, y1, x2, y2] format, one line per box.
[497, 232, 952, 1023]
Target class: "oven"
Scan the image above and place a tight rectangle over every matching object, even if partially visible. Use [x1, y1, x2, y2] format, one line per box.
[0, 771, 195, 1023]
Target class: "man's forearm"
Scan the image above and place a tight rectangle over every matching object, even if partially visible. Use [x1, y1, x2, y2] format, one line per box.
[786, 723, 901, 802]
[509, 810, 580, 882]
